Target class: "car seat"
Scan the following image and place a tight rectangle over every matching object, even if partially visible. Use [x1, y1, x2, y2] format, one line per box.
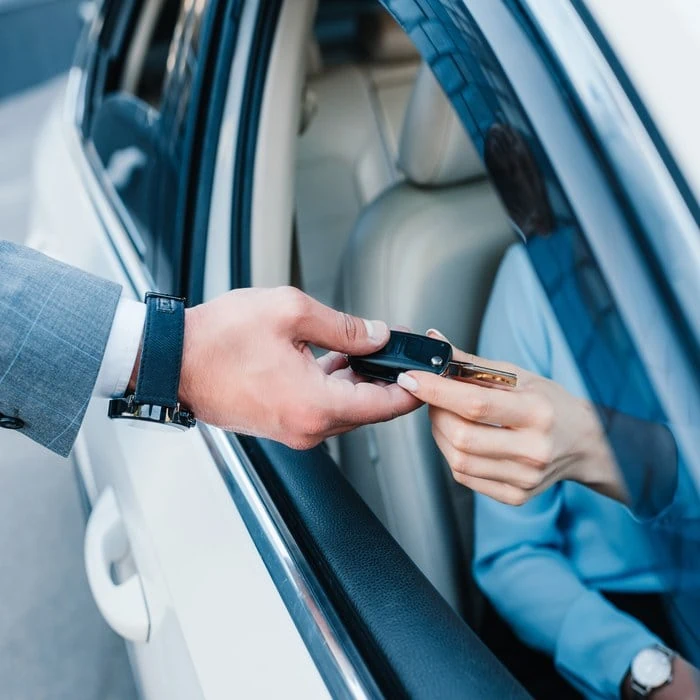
[295, 13, 420, 306]
[335, 63, 514, 618]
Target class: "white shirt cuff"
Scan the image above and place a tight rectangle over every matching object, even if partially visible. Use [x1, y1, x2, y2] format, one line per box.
[94, 295, 146, 398]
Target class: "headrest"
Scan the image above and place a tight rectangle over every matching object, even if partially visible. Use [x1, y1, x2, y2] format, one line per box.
[397, 64, 484, 187]
[360, 12, 420, 63]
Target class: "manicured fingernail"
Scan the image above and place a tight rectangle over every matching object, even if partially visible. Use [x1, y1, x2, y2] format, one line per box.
[426, 328, 447, 340]
[397, 373, 419, 392]
[365, 319, 388, 343]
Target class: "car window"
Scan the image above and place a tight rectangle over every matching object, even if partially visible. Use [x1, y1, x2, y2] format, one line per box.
[386, 1, 700, 697]
[83, 0, 211, 291]
[186, 0, 699, 695]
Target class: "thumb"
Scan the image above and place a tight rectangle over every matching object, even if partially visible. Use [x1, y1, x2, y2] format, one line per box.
[296, 297, 390, 354]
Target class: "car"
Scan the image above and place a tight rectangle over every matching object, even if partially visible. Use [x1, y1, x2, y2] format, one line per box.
[27, 0, 700, 698]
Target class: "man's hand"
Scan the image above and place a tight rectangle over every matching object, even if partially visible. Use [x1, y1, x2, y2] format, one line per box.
[396, 330, 626, 506]
[172, 287, 420, 449]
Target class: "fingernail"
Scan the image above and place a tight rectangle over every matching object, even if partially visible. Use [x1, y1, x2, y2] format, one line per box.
[426, 328, 448, 340]
[365, 319, 388, 344]
[397, 373, 419, 392]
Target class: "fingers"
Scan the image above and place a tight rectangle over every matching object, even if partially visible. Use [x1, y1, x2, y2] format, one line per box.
[328, 366, 365, 385]
[316, 351, 349, 375]
[452, 471, 532, 506]
[275, 373, 418, 451]
[282, 288, 389, 354]
[398, 370, 541, 428]
[432, 422, 544, 492]
[432, 424, 535, 505]
[290, 345, 420, 447]
[322, 375, 422, 426]
[431, 406, 554, 466]
[429, 407, 546, 462]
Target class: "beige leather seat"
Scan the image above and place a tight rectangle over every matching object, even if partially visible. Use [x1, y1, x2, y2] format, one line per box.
[335, 64, 514, 618]
[295, 16, 420, 305]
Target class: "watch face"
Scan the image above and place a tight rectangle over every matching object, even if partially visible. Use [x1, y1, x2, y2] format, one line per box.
[632, 648, 673, 689]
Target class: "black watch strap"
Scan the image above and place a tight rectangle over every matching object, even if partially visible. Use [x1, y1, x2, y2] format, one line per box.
[134, 292, 186, 408]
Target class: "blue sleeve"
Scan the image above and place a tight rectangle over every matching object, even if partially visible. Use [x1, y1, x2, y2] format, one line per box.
[474, 245, 661, 698]
[632, 458, 700, 538]
[600, 408, 700, 535]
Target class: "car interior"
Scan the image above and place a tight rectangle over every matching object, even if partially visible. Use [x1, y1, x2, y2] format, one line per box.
[76, 0, 700, 695]
[243, 3, 589, 694]
[85, 0, 570, 694]
[275, 11, 698, 699]
[249, 0, 516, 625]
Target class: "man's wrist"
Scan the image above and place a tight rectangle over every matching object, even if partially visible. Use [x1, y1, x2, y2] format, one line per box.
[110, 294, 196, 429]
[96, 296, 146, 398]
[177, 306, 196, 409]
[127, 345, 140, 394]
[126, 300, 193, 408]
[623, 657, 698, 700]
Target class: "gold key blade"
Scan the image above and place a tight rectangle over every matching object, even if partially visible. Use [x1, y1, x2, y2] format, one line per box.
[445, 361, 518, 388]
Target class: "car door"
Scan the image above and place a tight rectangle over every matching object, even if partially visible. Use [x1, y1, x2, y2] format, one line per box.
[34, 0, 533, 693]
[30, 0, 698, 696]
[156, 1, 531, 696]
[28, 0, 333, 698]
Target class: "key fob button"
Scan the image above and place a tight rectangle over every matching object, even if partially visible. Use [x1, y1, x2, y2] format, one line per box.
[349, 330, 452, 382]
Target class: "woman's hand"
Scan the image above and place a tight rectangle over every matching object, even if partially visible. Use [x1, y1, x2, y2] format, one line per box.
[396, 330, 626, 505]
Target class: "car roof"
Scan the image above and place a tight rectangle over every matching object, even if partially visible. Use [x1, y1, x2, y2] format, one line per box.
[583, 0, 700, 210]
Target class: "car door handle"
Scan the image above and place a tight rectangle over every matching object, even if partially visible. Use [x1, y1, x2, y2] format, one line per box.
[84, 487, 150, 643]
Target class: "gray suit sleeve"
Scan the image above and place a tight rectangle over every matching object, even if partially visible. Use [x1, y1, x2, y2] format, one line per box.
[0, 241, 122, 456]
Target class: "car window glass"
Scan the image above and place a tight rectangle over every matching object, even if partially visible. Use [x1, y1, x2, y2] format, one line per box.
[385, 1, 700, 696]
[85, 0, 209, 289]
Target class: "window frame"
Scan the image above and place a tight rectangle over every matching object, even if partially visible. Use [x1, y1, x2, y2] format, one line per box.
[77, 0, 240, 293]
[528, 0, 700, 366]
[183, 0, 281, 303]
[509, 0, 700, 493]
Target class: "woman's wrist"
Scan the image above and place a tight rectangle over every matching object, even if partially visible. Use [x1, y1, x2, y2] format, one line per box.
[623, 657, 700, 700]
[571, 398, 629, 503]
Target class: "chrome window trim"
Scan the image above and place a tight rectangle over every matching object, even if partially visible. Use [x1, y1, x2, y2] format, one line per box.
[63, 37, 376, 700]
[521, 0, 700, 347]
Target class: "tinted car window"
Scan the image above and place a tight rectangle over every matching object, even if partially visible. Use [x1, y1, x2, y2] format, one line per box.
[85, 0, 209, 291]
[388, 0, 700, 696]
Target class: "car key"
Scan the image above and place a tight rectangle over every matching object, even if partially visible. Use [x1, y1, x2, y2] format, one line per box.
[348, 330, 517, 388]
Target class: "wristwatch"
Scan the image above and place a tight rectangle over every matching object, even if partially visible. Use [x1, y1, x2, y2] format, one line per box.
[629, 645, 675, 697]
[108, 292, 196, 430]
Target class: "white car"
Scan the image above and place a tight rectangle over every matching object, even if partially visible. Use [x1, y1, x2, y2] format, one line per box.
[29, 0, 700, 698]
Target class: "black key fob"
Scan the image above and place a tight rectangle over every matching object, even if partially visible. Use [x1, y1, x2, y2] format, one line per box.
[348, 331, 452, 383]
[348, 330, 518, 387]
